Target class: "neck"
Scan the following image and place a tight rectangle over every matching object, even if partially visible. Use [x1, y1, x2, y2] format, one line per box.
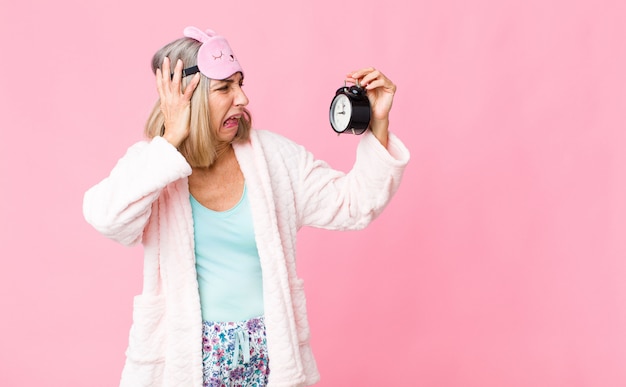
[193, 143, 234, 173]
[214, 141, 233, 160]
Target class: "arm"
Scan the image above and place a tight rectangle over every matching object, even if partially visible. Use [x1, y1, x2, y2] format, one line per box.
[83, 57, 200, 246]
[82, 137, 192, 246]
[295, 130, 409, 231]
[295, 68, 409, 230]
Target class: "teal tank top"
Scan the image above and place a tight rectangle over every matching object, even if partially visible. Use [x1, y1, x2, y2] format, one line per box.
[190, 184, 264, 322]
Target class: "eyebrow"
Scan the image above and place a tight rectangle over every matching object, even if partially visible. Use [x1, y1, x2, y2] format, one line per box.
[211, 75, 244, 89]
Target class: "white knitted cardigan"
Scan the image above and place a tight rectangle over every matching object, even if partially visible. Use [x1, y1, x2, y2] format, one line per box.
[83, 129, 410, 386]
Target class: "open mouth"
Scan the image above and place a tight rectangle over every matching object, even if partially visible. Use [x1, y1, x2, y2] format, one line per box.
[224, 116, 239, 128]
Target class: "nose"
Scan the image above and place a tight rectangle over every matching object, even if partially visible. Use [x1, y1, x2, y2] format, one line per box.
[234, 85, 249, 107]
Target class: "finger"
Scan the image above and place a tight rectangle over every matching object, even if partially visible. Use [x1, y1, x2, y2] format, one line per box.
[155, 68, 164, 94]
[347, 67, 375, 79]
[183, 73, 201, 99]
[346, 68, 383, 89]
[365, 77, 396, 93]
[162, 57, 171, 83]
[158, 57, 174, 98]
[156, 68, 172, 103]
[171, 58, 184, 90]
[359, 69, 382, 88]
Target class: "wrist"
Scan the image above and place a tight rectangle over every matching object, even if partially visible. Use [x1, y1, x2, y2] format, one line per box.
[370, 118, 389, 148]
[162, 132, 184, 148]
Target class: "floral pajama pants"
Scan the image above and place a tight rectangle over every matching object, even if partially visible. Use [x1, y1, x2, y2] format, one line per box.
[201, 316, 270, 387]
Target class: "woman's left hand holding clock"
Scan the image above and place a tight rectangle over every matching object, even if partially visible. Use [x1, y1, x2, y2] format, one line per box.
[346, 67, 396, 148]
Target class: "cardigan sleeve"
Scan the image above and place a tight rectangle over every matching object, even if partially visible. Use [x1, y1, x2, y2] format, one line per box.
[83, 136, 192, 246]
[295, 130, 410, 230]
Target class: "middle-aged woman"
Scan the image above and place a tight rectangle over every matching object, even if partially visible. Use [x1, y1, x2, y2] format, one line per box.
[83, 26, 410, 387]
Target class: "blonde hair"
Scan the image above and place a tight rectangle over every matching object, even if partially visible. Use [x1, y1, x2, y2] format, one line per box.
[144, 37, 252, 167]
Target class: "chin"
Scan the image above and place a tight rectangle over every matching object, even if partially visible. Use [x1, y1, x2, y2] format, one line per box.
[219, 130, 238, 143]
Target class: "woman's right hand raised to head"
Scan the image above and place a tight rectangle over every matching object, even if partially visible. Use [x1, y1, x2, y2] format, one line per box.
[155, 57, 201, 148]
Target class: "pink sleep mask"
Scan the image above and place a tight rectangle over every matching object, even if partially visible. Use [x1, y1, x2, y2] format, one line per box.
[182, 26, 243, 80]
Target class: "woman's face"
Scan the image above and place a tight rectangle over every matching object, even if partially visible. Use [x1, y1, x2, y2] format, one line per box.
[208, 72, 249, 143]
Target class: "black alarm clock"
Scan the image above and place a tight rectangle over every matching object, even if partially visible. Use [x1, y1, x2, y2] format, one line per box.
[329, 83, 371, 135]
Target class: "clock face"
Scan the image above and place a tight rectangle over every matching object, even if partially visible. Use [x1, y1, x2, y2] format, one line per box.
[330, 94, 352, 132]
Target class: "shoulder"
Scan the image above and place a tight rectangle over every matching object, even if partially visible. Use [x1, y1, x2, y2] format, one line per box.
[125, 139, 151, 154]
[119, 137, 180, 160]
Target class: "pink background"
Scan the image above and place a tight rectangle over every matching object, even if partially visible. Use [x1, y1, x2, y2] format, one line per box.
[1, 0, 625, 386]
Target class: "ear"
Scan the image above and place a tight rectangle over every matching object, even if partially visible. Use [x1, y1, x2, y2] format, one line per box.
[183, 26, 215, 43]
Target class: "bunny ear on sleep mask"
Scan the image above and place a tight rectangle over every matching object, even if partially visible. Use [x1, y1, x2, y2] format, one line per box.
[180, 26, 243, 80]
